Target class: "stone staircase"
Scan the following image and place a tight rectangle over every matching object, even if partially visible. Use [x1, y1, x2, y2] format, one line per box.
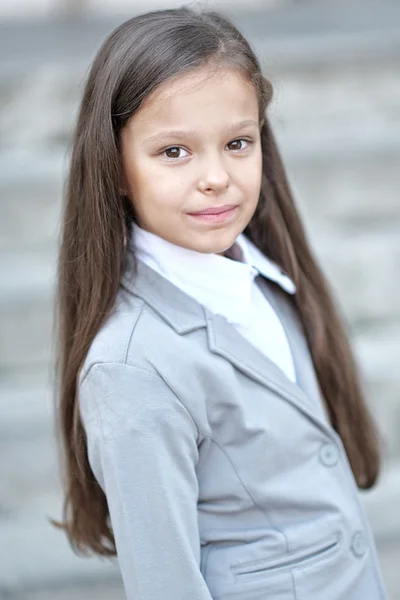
[1, 4, 399, 598]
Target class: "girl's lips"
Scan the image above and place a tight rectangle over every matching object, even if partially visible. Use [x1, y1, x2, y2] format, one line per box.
[187, 205, 238, 223]
[189, 204, 238, 215]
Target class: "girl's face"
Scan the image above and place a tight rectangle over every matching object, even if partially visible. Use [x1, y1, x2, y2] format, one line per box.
[120, 65, 263, 254]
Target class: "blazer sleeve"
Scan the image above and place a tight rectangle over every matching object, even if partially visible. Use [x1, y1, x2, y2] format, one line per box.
[78, 362, 213, 600]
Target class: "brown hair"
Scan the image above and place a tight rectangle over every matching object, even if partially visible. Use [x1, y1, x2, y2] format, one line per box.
[53, 6, 382, 557]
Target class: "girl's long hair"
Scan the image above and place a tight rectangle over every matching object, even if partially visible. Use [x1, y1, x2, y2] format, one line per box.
[54, 6, 382, 556]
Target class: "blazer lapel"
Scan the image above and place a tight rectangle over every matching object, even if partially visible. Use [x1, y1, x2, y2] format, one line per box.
[123, 254, 334, 437]
[205, 309, 334, 437]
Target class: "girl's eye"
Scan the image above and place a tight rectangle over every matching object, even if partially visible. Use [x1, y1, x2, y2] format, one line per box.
[162, 146, 189, 159]
[226, 138, 252, 151]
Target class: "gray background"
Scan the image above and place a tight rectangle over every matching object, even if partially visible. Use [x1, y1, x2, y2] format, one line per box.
[0, 0, 399, 598]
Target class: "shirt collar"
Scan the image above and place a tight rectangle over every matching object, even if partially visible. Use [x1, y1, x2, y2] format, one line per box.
[128, 222, 296, 326]
[238, 234, 296, 295]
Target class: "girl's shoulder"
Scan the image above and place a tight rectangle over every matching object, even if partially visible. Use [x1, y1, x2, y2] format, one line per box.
[77, 284, 211, 440]
[78, 282, 197, 389]
[78, 288, 145, 386]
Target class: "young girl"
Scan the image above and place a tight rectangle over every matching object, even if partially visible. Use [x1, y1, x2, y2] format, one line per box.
[54, 6, 389, 600]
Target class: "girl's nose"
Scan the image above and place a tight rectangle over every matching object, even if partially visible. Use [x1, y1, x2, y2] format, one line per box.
[197, 157, 230, 194]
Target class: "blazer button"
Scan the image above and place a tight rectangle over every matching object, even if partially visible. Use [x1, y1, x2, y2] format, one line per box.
[319, 443, 339, 467]
[351, 531, 368, 557]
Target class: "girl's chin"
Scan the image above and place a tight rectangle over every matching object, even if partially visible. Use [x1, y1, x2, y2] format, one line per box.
[183, 230, 240, 255]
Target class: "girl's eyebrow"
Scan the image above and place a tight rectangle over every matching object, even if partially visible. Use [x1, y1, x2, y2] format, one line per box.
[144, 118, 259, 144]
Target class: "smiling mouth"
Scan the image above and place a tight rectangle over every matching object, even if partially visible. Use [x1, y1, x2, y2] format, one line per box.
[188, 204, 238, 216]
[187, 204, 238, 223]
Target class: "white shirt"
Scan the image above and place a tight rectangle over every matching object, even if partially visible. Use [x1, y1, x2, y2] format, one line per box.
[129, 222, 297, 383]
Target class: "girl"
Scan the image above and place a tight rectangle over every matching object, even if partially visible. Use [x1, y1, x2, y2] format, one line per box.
[54, 6, 389, 600]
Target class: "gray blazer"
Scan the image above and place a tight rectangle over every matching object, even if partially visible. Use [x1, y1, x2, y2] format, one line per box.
[78, 249, 388, 600]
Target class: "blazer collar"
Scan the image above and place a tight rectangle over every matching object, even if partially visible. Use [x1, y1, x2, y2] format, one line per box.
[121, 250, 336, 440]
[122, 250, 206, 334]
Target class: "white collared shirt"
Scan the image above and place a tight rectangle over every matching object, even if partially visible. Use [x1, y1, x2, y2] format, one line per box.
[129, 222, 297, 383]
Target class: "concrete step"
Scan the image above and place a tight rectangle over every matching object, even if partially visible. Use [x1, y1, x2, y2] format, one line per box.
[0, 512, 122, 595]
[10, 580, 125, 600]
[304, 224, 400, 328]
[288, 155, 400, 228]
[1, 0, 400, 71]
[0, 372, 53, 438]
[0, 249, 56, 371]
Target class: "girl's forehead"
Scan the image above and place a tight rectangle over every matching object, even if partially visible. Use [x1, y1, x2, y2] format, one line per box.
[150, 65, 249, 98]
[133, 66, 258, 125]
